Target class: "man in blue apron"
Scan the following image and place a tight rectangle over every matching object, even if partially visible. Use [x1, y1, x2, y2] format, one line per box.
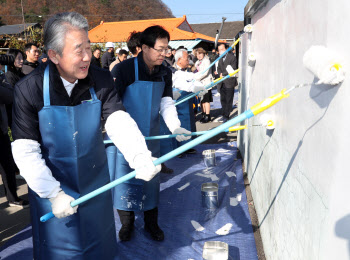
[11, 12, 160, 260]
[110, 25, 191, 242]
[160, 48, 207, 156]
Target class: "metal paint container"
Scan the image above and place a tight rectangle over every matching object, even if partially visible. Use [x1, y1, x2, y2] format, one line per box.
[202, 149, 216, 168]
[202, 241, 229, 260]
[201, 183, 219, 209]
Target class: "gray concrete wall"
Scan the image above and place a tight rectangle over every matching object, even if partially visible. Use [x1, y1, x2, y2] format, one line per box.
[237, 0, 350, 259]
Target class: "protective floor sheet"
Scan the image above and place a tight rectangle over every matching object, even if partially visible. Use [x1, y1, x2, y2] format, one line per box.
[0, 142, 258, 260]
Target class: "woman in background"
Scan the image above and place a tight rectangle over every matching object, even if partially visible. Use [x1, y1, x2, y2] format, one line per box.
[195, 48, 213, 123]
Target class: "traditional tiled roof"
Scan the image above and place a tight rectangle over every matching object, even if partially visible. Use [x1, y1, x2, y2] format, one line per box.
[88, 15, 224, 43]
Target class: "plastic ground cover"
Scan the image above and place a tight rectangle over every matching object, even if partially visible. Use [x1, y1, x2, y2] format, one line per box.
[0, 142, 258, 260]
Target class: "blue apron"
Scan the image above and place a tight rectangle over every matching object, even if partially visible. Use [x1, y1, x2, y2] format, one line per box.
[29, 65, 116, 260]
[159, 89, 196, 155]
[107, 58, 164, 211]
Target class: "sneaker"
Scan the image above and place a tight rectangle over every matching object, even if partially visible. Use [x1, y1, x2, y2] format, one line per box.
[216, 116, 224, 123]
[9, 199, 29, 209]
[144, 223, 164, 241]
[119, 225, 134, 241]
[214, 92, 220, 97]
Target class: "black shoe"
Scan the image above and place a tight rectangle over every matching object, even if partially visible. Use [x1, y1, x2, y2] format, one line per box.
[144, 224, 164, 241]
[161, 163, 173, 174]
[223, 117, 229, 123]
[200, 114, 211, 124]
[185, 148, 197, 154]
[8, 199, 29, 209]
[119, 225, 134, 241]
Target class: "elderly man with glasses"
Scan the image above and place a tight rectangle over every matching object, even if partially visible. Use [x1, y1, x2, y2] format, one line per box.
[110, 25, 191, 242]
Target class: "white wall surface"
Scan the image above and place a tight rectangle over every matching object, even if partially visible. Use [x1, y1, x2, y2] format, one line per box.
[238, 0, 350, 259]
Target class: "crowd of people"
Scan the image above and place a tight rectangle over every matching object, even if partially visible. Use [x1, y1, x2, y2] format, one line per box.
[0, 11, 238, 259]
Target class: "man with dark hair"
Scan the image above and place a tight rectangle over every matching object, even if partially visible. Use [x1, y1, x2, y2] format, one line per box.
[22, 43, 40, 75]
[91, 48, 101, 67]
[109, 49, 128, 71]
[110, 25, 191, 242]
[127, 31, 142, 57]
[217, 43, 238, 122]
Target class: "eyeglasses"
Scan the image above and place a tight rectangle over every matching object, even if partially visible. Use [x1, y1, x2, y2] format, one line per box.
[150, 47, 170, 54]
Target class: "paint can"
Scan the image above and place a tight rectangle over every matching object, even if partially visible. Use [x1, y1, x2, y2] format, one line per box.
[202, 149, 216, 168]
[201, 183, 219, 209]
[202, 241, 229, 260]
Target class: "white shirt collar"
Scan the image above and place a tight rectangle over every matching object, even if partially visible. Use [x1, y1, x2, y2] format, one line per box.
[60, 77, 78, 88]
[60, 77, 78, 97]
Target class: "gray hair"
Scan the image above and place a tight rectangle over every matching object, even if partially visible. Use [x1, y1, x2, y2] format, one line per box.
[44, 12, 89, 55]
[174, 49, 188, 63]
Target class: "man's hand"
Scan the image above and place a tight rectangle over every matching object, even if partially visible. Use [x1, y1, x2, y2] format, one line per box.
[172, 127, 191, 142]
[133, 154, 161, 181]
[49, 191, 78, 218]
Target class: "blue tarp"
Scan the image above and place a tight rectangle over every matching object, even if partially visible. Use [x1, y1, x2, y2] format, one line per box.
[0, 142, 258, 260]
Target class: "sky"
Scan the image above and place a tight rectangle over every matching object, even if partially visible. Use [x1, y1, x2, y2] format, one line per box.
[162, 0, 249, 24]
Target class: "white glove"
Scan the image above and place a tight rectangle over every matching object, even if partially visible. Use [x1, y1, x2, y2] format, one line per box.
[133, 154, 161, 181]
[172, 89, 181, 100]
[172, 127, 191, 142]
[193, 86, 208, 98]
[49, 190, 78, 219]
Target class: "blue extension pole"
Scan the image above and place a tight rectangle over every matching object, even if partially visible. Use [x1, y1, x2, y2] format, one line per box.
[104, 126, 242, 143]
[40, 109, 254, 222]
[175, 69, 239, 107]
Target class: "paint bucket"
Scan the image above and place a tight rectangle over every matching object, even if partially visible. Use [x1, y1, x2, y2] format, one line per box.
[202, 241, 229, 260]
[202, 149, 216, 168]
[201, 183, 219, 209]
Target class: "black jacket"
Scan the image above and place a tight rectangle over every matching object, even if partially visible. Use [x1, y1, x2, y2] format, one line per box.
[12, 61, 125, 142]
[101, 51, 115, 69]
[22, 60, 39, 75]
[217, 52, 237, 88]
[110, 52, 173, 99]
[0, 73, 13, 134]
[91, 56, 101, 68]
[5, 68, 25, 87]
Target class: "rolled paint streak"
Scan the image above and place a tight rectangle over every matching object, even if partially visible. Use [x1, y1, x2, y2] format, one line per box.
[178, 182, 190, 191]
[215, 223, 233, 235]
[191, 220, 205, 231]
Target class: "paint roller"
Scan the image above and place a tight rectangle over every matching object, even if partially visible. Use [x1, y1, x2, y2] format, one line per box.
[244, 24, 253, 33]
[40, 46, 345, 222]
[175, 68, 240, 106]
[303, 45, 345, 85]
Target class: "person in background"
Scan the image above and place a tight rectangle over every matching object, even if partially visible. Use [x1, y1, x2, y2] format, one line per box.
[109, 49, 128, 71]
[22, 43, 40, 75]
[163, 46, 173, 67]
[110, 25, 191, 242]
[195, 47, 213, 123]
[5, 48, 25, 127]
[101, 42, 115, 69]
[127, 31, 142, 57]
[5, 49, 25, 88]
[170, 48, 207, 155]
[91, 48, 101, 67]
[217, 43, 238, 123]
[0, 64, 29, 209]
